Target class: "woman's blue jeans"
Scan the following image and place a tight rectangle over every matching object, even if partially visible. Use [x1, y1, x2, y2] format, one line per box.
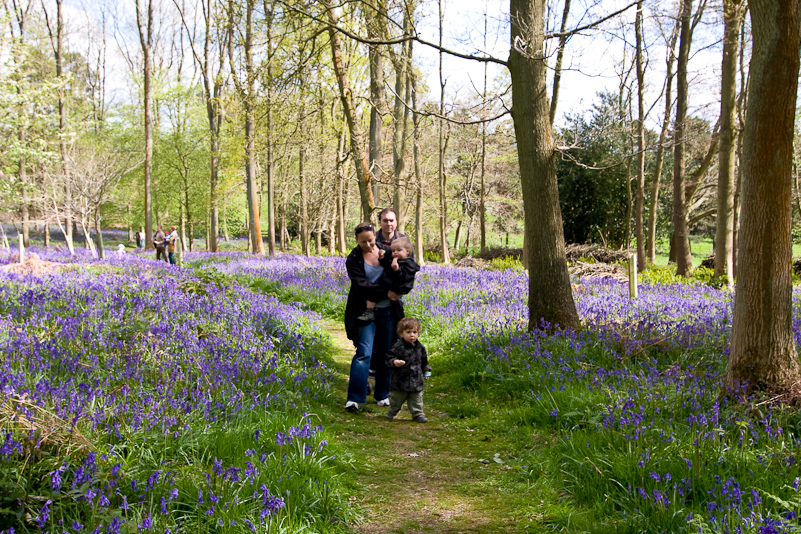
[347, 307, 394, 404]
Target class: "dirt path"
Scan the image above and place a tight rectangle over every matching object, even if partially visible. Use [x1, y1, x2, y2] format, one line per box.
[320, 321, 540, 534]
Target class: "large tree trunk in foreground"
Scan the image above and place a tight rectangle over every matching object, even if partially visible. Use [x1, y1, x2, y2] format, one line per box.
[714, 0, 744, 284]
[726, 0, 801, 398]
[508, 0, 579, 330]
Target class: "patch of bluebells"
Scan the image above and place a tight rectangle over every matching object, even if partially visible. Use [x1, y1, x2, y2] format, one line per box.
[0, 256, 337, 532]
[196, 253, 743, 346]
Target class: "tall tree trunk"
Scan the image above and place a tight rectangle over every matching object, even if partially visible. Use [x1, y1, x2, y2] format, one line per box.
[366, 5, 386, 205]
[509, 0, 579, 330]
[266, 6, 276, 255]
[136, 0, 154, 249]
[453, 221, 462, 251]
[209, 123, 221, 252]
[127, 204, 134, 242]
[11, 2, 32, 248]
[242, 0, 263, 254]
[634, 0, 646, 270]
[94, 209, 105, 259]
[437, 0, 450, 264]
[300, 143, 310, 255]
[715, 0, 744, 284]
[646, 25, 677, 263]
[186, 0, 228, 253]
[336, 127, 348, 247]
[280, 194, 288, 252]
[339, 157, 349, 253]
[19, 141, 29, 248]
[392, 12, 412, 231]
[480, 16, 488, 254]
[412, 70, 425, 266]
[323, 0, 375, 222]
[223, 198, 230, 242]
[548, 0, 572, 125]
[672, 0, 694, 276]
[726, 0, 801, 397]
[44, 0, 73, 251]
[733, 21, 748, 278]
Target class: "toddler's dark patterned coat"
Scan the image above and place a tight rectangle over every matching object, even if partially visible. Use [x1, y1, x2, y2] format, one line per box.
[385, 339, 431, 392]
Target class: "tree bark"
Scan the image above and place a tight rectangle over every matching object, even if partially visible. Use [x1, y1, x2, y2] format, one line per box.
[266, 6, 276, 255]
[391, 11, 412, 231]
[228, 0, 264, 254]
[509, 0, 580, 330]
[726, 0, 801, 397]
[672, 0, 694, 276]
[300, 143, 310, 255]
[634, 0, 646, 270]
[413, 69, 425, 266]
[715, 0, 744, 284]
[548, 0, 572, 125]
[323, 0, 375, 222]
[44, 0, 73, 251]
[136, 0, 154, 249]
[647, 21, 679, 263]
[366, 5, 386, 205]
[94, 209, 105, 260]
[437, 0, 450, 264]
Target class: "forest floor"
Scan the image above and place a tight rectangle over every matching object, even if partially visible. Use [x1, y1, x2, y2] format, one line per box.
[318, 321, 553, 534]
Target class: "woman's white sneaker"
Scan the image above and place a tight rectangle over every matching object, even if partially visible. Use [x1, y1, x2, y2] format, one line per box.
[376, 398, 390, 407]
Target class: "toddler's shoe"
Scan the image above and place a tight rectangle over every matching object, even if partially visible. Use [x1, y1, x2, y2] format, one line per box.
[413, 414, 428, 423]
[376, 398, 390, 407]
[344, 401, 359, 412]
[386, 412, 396, 420]
[357, 309, 375, 322]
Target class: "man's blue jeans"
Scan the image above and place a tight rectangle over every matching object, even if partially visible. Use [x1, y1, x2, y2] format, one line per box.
[347, 307, 394, 404]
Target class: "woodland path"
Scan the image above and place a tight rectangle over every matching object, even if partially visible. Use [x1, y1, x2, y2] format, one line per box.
[319, 321, 546, 534]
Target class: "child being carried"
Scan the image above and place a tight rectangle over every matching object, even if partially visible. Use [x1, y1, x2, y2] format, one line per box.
[357, 236, 420, 322]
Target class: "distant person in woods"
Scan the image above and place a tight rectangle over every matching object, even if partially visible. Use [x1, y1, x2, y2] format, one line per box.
[385, 317, 430, 423]
[358, 235, 420, 322]
[344, 222, 408, 412]
[166, 226, 179, 265]
[153, 226, 167, 262]
[135, 231, 142, 248]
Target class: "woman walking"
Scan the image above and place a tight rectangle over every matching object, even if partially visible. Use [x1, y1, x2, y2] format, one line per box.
[343, 222, 405, 412]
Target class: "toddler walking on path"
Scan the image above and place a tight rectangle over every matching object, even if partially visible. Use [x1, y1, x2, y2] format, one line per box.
[385, 317, 430, 423]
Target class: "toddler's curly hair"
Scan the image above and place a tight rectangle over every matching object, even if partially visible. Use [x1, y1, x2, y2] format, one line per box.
[397, 316, 421, 334]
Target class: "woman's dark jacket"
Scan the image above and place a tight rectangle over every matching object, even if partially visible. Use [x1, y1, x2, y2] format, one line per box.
[344, 244, 405, 345]
[385, 339, 430, 392]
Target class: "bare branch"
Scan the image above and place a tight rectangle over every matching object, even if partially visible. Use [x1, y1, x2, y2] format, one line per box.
[545, 1, 639, 40]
